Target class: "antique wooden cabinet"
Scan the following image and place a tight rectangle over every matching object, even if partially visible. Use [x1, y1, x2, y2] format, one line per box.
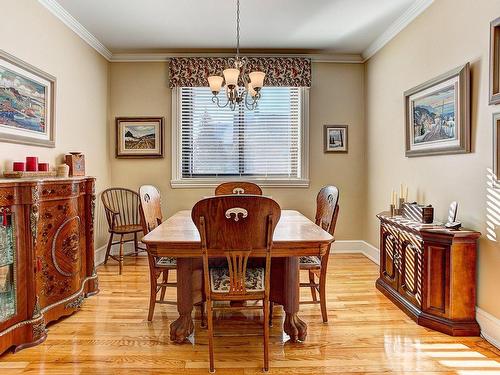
[0, 177, 98, 354]
[376, 212, 480, 336]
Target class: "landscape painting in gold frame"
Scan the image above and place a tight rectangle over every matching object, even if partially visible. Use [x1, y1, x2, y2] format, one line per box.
[116, 117, 164, 159]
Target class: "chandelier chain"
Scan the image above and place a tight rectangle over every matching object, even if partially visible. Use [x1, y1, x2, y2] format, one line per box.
[236, 0, 240, 60]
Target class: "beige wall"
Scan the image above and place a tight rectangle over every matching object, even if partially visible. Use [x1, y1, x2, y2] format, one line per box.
[365, 0, 500, 317]
[0, 0, 110, 248]
[109, 62, 365, 239]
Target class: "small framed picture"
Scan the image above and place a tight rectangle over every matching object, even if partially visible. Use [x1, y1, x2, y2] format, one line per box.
[115, 117, 164, 159]
[324, 125, 348, 153]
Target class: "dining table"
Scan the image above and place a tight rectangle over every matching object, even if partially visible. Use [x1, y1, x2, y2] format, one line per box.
[142, 209, 334, 343]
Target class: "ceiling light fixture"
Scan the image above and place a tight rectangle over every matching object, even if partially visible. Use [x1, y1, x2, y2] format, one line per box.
[207, 0, 265, 111]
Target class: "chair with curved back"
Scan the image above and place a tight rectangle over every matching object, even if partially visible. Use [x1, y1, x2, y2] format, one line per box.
[214, 181, 262, 196]
[101, 187, 145, 275]
[192, 195, 281, 373]
[298, 185, 339, 323]
[138, 185, 177, 321]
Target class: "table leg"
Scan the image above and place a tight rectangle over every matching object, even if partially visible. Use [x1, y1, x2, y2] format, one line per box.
[170, 258, 194, 343]
[282, 256, 307, 342]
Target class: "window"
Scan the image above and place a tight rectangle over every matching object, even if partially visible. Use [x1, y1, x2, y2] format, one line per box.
[171, 86, 309, 187]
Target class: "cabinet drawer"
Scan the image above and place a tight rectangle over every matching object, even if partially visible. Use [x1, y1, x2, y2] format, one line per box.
[40, 183, 79, 200]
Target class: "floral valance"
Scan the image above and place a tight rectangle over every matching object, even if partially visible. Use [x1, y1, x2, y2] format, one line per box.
[169, 57, 311, 88]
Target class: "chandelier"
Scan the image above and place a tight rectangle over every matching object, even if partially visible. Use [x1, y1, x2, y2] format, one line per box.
[207, 0, 265, 111]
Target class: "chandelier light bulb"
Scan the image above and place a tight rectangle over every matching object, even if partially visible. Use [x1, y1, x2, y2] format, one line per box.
[249, 71, 266, 89]
[208, 76, 224, 94]
[223, 68, 240, 87]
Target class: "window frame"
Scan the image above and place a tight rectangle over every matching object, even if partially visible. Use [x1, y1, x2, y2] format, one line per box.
[171, 87, 310, 188]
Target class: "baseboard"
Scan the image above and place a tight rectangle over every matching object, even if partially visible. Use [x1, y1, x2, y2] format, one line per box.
[476, 307, 500, 349]
[94, 241, 143, 266]
[331, 240, 380, 265]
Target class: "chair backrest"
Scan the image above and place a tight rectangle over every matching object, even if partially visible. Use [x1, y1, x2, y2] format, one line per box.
[315, 186, 340, 235]
[101, 188, 141, 229]
[138, 185, 163, 234]
[192, 195, 280, 295]
[214, 182, 262, 196]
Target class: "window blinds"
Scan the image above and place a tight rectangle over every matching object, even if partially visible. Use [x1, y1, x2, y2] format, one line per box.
[179, 87, 303, 180]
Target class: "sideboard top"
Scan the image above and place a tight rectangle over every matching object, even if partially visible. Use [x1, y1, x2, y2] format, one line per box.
[377, 211, 481, 238]
[0, 176, 95, 185]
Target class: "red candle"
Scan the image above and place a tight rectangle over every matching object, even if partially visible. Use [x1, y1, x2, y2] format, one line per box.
[38, 162, 49, 172]
[13, 162, 25, 172]
[26, 157, 38, 172]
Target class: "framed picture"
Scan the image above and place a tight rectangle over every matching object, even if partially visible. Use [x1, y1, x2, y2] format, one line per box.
[116, 117, 164, 158]
[494, 113, 500, 186]
[490, 17, 500, 104]
[324, 125, 348, 153]
[0, 50, 56, 147]
[404, 63, 470, 157]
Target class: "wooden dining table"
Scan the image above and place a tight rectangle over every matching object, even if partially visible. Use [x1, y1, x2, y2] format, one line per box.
[142, 209, 334, 343]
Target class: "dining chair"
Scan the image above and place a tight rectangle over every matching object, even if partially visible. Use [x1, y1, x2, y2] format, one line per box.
[192, 195, 281, 373]
[214, 181, 262, 195]
[298, 186, 339, 323]
[138, 185, 177, 321]
[101, 188, 145, 275]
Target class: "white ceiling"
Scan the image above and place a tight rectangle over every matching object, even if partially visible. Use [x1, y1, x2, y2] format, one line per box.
[53, 0, 417, 54]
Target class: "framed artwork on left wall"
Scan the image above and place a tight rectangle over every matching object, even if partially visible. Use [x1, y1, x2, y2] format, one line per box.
[116, 117, 164, 158]
[0, 50, 56, 147]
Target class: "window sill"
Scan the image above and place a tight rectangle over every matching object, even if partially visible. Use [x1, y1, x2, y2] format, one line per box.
[170, 178, 310, 189]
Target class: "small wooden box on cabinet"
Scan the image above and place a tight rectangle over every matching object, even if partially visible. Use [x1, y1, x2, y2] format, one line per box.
[376, 212, 480, 336]
[65, 153, 85, 177]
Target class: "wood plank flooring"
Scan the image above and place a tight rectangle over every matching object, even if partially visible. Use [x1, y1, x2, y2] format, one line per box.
[1, 254, 499, 374]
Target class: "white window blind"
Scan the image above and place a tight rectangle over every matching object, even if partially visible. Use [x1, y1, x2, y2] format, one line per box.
[173, 86, 309, 187]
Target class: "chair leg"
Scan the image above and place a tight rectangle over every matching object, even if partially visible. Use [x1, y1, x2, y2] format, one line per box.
[319, 254, 330, 323]
[199, 302, 207, 328]
[263, 298, 270, 372]
[159, 269, 168, 302]
[148, 258, 157, 322]
[207, 300, 215, 373]
[118, 234, 124, 275]
[269, 302, 274, 327]
[309, 270, 318, 302]
[134, 232, 139, 255]
[104, 232, 113, 265]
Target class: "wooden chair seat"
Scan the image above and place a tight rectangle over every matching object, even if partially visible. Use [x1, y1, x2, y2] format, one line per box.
[210, 267, 265, 293]
[299, 256, 321, 268]
[112, 224, 143, 234]
[156, 257, 177, 267]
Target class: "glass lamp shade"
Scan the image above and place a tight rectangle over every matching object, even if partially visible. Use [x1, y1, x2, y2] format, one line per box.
[247, 82, 257, 97]
[223, 68, 240, 87]
[208, 75, 224, 93]
[249, 71, 265, 89]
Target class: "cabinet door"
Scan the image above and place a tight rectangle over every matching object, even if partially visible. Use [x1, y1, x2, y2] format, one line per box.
[422, 243, 450, 318]
[0, 206, 27, 331]
[399, 236, 423, 308]
[35, 188, 85, 309]
[380, 224, 399, 290]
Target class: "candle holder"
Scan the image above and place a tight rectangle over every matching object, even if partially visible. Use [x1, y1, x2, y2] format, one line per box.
[399, 197, 406, 210]
[390, 204, 396, 217]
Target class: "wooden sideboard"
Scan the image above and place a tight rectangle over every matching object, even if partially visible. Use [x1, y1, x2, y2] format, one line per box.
[0, 177, 98, 354]
[376, 212, 480, 336]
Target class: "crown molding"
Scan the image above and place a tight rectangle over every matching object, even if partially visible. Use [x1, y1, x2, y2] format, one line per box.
[38, 0, 113, 60]
[110, 52, 364, 63]
[362, 0, 434, 61]
[38, 0, 432, 64]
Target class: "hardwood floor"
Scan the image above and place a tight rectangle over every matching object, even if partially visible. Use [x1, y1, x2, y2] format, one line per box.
[1, 254, 499, 374]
